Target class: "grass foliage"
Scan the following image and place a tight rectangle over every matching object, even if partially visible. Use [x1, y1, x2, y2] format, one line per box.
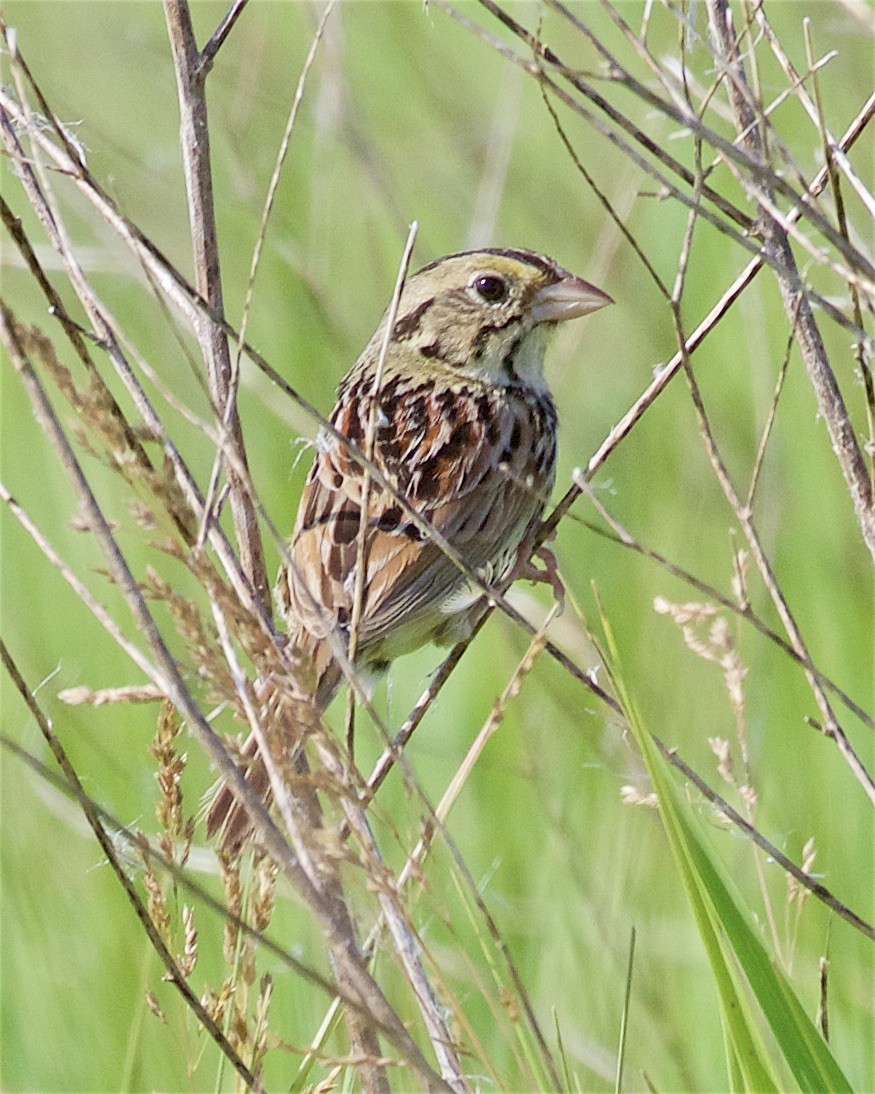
[1, 1, 873, 1091]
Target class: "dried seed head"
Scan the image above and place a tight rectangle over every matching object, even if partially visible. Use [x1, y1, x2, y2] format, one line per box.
[145, 989, 167, 1023]
[708, 737, 735, 784]
[142, 859, 171, 945]
[179, 904, 198, 979]
[620, 785, 659, 808]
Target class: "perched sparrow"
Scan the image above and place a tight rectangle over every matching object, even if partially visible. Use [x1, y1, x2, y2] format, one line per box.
[208, 248, 612, 851]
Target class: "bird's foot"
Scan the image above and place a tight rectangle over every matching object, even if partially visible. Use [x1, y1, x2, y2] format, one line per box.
[516, 544, 565, 609]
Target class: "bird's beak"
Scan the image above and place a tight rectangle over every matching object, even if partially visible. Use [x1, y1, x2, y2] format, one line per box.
[530, 275, 614, 324]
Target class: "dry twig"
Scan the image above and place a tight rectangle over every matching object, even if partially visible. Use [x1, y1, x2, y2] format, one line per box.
[163, 0, 271, 609]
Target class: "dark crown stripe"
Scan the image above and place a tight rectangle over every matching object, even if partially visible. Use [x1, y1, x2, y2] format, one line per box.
[415, 248, 558, 279]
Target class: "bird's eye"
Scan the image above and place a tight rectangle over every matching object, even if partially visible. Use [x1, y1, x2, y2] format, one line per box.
[471, 274, 510, 305]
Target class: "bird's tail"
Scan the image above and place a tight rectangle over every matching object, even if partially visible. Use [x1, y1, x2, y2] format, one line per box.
[205, 631, 342, 856]
[205, 731, 272, 855]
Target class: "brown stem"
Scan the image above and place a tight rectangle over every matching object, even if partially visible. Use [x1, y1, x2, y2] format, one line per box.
[0, 641, 259, 1087]
[705, 0, 875, 564]
[198, 0, 249, 77]
[654, 739, 874, 941]
[0, 727, 417, 1002]
[673, 313, 875, 804]
[162, 0, 271, 610]
[539, 90, 875, 553]
[0, 305, 447, 1093]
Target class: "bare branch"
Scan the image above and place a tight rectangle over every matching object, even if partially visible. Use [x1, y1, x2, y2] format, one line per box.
[315, 737, 469, 1093]
[0, 640, 258, 1088]
[346, 221, 419, 753]
[542, 0, 875, 287]
[706, 0, 875, 564]
[671, 314, 875, 802]
[198, 0, 249, 77]
[0, 93, 269, 626]
[654, 739, 874, 941]
[541, 89, 875, 543]
[0, 305, 449, 1093]
[0, 730, 432, 1012]
[571, 480, 873, 733]
[162, 0, 270, 609]
[200, 1, 334, 552]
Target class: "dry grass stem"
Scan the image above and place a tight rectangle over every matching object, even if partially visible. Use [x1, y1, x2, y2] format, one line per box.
[0, 641, 256, 1085]
[162, 0, 270, 610]
[1, 267, 445, 1091]
[4, 3, 872, 1086]
[58, 684, 166, 706]
[198, 0, 250, 77]
[706, 0, 875, 561]
[346, 221, 420, 754]
[572, 477, 872, 730]
[200, 0, 334, 555]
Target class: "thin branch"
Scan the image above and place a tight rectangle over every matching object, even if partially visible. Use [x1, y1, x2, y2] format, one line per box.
[0, 306, 448, 1093]
[198, 0, 250, 77]
[797, 15, 875, 485]
[570, 483, 873, 733]
[763, 10, 875, 223]
[654, 739, 874, 941]
[0, 731, 421, 1011]
[358, 612, 492, 808]
[315, 738, 469, 1093]
[615, 925, 636, 1094]
[0, 196, 157, 479]
[0, 641, 258, 1088]
[199, 0, 334, 553]
[346, 221, 419, 753]
[540, 88, 875, 544]
[540, 0, 875, 289]
[0, 96, 267, 630]
[0, 482, 161, 685]
[745, 312, 796, 511]
[537, 81, 670, 300]
[162, 0, 270, 610]
[346, 616, 560, 1092]
[434, 0, 872, 333]
[705, 0, 875, 564]
[670, 312, 875, 803]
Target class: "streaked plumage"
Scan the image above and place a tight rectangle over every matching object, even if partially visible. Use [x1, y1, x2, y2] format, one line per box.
[208, 248, 612, 851]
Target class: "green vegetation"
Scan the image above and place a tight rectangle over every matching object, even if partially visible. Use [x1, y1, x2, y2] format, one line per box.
[1, 2, 872, 1090]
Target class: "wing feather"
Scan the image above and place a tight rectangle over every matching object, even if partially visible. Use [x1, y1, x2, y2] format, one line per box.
[283, 373, 556, 657]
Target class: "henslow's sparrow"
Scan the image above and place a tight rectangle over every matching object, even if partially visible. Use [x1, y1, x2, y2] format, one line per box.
[208, 248, 612, 850]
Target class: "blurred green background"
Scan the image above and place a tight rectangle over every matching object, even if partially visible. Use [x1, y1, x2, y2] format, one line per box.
[1, 2, 872, 1090]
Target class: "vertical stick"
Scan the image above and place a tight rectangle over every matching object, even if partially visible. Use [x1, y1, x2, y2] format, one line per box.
[163, 0, 271, 610]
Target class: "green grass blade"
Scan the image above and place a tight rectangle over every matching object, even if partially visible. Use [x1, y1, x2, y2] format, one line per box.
[652, 746, 779, 1092]
[599, 614, 852, 1093]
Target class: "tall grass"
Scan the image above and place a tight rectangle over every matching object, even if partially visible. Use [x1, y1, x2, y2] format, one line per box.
[1, 2, 872, 1090]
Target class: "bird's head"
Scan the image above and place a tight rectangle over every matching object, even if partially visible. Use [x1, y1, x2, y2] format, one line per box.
[366, 248, 613, 391]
